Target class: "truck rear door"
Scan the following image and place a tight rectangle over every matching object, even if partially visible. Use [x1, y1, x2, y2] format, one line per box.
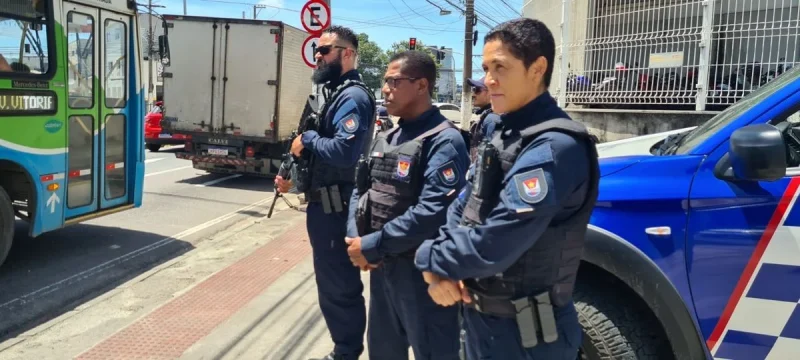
[161, 17, 219, 133]
[219, 21, 280, 138]
[162, 17, 280, 139]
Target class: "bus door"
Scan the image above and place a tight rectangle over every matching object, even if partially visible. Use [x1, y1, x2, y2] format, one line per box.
[63, 2, 131, 220]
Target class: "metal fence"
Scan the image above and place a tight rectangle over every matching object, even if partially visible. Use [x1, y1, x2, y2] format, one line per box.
[527, 0, 800, 111]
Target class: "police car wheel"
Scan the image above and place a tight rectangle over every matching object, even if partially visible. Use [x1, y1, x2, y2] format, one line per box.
[574, 276, 674, 360]
[0, 185, 14, 268]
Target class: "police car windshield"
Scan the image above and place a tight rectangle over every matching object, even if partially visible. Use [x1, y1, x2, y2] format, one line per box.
[673, 65, 800, 155]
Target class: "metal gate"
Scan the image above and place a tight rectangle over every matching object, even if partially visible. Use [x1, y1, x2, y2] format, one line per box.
[526, 0, 800, 111]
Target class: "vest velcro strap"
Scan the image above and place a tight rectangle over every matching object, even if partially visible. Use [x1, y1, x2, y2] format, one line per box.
[413, 119, 456, 141]
[518, 118, 589, 140]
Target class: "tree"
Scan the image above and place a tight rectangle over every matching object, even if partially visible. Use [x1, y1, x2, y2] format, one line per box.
[385, 39, 442, 97]
[356, 33, 388, 92]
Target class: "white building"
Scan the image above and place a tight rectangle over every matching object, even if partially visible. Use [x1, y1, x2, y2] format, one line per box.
[430, 46, 457, 103]
[523, 0, 800, 140]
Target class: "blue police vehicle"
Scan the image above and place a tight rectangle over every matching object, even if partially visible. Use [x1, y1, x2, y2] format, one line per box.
[576, 65, 800, 360]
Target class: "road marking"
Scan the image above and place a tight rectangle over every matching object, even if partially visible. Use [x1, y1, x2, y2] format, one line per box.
[145, 166, 192, 177]
[195, 174, 241, 187]
[0, 195, 276, 311]
[145, 158, 165, 164]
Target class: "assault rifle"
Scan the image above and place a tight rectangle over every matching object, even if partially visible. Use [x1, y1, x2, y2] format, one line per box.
[267, 94, 320, 218]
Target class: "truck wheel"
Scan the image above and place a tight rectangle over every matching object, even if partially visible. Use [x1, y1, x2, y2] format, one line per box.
[574, 277, 674, 360]
[147, 144, 162, 152]
[0, 185, 14, 268]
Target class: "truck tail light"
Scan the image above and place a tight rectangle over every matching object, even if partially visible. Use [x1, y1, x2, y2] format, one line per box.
[245, 146, 255, 158]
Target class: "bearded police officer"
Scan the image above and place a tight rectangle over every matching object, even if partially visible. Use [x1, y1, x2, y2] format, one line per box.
[275, 25, 375, 360]
[466, 76, 500, 161]
[345, 51, 469, 360]
[413, 18, 600, 359]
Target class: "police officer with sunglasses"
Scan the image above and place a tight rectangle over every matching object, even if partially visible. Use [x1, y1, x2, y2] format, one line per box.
[466, 76, 501, 161]
[275, 25, 376, 360]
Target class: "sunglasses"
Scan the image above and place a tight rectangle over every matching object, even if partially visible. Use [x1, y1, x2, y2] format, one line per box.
[315, 45, 349, 56]
[472, 87, 484, 94]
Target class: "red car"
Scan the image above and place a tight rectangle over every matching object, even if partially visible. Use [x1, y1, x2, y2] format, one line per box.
[144, 101, 187, 152]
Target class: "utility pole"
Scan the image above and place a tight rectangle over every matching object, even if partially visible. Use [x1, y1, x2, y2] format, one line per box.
[459, 0, 474, 130]
[183, 0, 187, 15]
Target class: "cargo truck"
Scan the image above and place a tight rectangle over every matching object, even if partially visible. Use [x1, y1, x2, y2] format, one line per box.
[158, 15, 313, 176]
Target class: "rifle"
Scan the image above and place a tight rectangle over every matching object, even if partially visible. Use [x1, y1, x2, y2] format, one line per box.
[267, 94, 320, 218]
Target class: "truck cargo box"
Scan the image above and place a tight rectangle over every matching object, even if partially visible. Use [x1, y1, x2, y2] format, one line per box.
[160, 15, 312, 142]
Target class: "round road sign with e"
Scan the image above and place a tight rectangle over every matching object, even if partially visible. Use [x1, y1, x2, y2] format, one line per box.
[300, 0, 330, 34]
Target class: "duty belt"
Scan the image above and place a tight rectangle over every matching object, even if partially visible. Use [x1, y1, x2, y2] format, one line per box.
[464, 291, 559, 348]
[305, 184, 348, 214]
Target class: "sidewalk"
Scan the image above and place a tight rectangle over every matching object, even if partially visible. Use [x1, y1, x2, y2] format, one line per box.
[13, 196, 412, 360]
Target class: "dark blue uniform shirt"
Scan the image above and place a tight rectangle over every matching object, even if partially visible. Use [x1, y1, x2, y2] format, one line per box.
[414, 92, 592, 280]
[348, 106, 470, 264]
[301, 70, 374, 171]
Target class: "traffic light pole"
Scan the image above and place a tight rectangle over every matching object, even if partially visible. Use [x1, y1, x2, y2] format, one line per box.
[459, 0, 475, 130]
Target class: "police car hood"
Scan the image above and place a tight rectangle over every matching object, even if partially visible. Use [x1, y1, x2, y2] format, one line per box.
[596, 126, 696, 177]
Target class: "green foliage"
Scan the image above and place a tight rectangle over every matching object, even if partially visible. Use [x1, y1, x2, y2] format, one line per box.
[356, 33, 388, 92]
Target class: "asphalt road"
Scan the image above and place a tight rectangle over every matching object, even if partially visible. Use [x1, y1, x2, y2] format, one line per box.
[0, 146, 278, 341]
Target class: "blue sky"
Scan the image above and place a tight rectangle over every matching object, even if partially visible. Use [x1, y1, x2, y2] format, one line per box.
[149, 0, 523, 84]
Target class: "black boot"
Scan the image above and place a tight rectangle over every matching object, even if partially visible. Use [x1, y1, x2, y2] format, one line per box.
[308, 352, 346, 360]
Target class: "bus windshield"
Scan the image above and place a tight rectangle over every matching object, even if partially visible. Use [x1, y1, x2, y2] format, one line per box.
[0, 0, 50, 75]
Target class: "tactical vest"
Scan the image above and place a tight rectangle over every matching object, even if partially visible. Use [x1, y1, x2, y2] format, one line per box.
[462, 118, 600, 307]
[469, 107, 493, 160]
[307, 79, 376, 194]
[363, 120, 456, 233]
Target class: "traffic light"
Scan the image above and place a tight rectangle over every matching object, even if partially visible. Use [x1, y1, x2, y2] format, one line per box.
[409, 37, 416, 50]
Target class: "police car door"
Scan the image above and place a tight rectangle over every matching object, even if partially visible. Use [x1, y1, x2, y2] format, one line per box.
[686, 102, 800, 359]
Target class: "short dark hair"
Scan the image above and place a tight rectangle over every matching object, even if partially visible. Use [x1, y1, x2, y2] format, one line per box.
[484, 18, 555, 87]
[323, 25, 359, 50]
[389, 50, 437, 96]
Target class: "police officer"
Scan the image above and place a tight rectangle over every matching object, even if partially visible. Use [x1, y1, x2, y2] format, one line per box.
[275, 25, 375, 360]
[413, 18, 600, 359]
[465, 76, 500, 160]
[345, 50, 469, 360]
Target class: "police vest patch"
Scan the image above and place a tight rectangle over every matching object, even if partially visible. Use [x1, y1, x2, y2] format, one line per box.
[394, 155, 412, 182]
[437, 161, 458, 186]
[343, 115, 359, 133]
[513, 168, 548, 204]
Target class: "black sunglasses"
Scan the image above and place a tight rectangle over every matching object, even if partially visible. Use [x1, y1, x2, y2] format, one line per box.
[315, 45, 349, 55]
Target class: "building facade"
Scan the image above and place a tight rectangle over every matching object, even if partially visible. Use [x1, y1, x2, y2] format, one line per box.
[524, 0, 799, 140]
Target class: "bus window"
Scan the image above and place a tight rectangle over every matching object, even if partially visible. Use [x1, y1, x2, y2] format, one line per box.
[0, 0, 51, 75]
[66, 11, 94, 109]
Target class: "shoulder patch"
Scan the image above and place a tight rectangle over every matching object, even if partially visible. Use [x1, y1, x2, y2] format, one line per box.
[512, 168, 548, 204]
[342, 114, 359, 133]
[436, 161, 459, 186]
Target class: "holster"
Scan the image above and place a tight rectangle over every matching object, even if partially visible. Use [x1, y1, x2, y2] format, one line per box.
[355, 192, 371, 236]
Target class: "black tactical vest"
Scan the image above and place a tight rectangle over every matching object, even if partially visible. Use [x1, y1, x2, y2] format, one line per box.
[362, 120, 456, 233]
[307, 79, 376, 194]
[469, 107, 493, 160]
[462, 118, 600, 307]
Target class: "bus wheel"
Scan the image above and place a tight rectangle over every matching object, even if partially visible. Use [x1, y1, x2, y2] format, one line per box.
[0, 185, 14, 268]
[574, 275, 674, 360]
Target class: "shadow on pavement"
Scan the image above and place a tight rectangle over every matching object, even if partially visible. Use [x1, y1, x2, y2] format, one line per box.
[0, 221, 195, 342]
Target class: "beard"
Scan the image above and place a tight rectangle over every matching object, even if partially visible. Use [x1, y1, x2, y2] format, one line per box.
[312, 55, 343, 84]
